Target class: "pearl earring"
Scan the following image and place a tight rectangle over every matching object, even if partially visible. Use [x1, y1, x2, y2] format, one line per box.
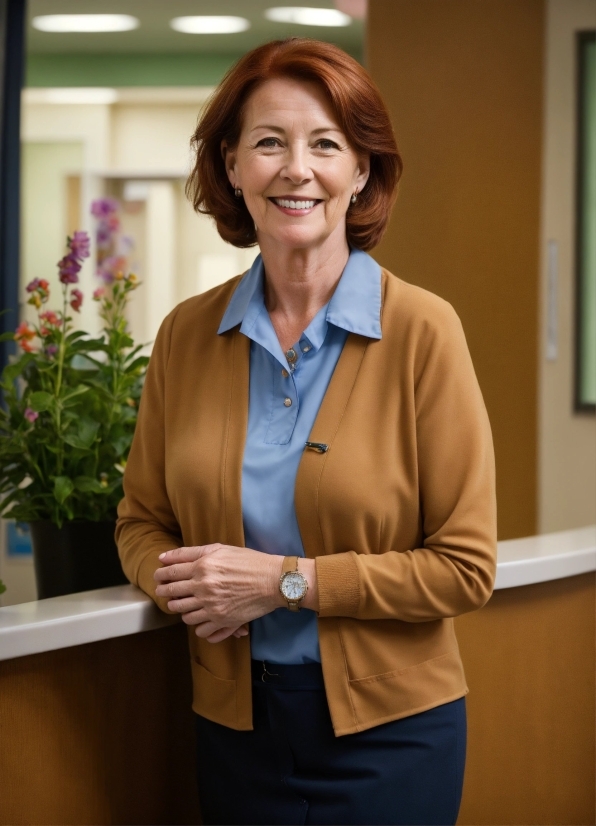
[234, 188, 242, 198]
[350, 192, 358, 204]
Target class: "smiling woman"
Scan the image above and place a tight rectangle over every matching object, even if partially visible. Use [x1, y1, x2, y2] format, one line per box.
[116, 37, 496, 826]
[186, 38, 401, 250]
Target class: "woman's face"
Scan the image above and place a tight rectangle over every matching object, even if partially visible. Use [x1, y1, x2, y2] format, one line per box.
[223, 78, 370, 253]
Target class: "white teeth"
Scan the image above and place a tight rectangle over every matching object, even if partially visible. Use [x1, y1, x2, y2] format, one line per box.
[274, 198, 316, 210]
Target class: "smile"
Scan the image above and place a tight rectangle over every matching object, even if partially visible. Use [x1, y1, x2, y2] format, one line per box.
[270, 198, 320, 211]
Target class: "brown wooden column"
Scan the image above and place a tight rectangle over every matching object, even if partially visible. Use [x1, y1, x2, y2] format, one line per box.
[368, 0, 545, 540]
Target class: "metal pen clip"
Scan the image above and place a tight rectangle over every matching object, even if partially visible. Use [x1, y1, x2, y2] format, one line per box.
[305, 441, 329, 454]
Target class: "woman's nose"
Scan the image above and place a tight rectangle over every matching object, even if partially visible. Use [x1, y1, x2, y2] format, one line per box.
[281, 146, 313, 184]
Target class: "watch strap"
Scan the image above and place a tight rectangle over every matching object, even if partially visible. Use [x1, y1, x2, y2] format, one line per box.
[282, 556, 299, 574]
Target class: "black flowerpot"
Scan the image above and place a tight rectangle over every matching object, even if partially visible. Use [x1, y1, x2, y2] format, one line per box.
[30, 520, 128, 600]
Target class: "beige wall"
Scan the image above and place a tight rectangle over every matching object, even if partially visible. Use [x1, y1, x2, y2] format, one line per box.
[368, 0, 545, 540]
[539, 0, 596, 532]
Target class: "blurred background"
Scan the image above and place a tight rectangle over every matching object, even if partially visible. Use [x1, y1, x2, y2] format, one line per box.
[1, 0, 595, 604]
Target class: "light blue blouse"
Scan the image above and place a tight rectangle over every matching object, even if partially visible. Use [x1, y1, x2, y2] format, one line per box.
[217, 249, 382, 664]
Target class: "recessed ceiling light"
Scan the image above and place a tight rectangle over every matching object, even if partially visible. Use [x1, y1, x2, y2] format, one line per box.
[32, 14, 139, 33]
[170, 16, 250, 34]
[264, 7, 352, 26]
[24, 88, 119, 105]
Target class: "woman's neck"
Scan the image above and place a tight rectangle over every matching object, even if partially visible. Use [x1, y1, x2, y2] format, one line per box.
[258, 235, 350, 352]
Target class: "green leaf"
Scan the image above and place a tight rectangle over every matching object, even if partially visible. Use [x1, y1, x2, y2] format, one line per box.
[110, 434, 133, 455]
[64, 417, 100, 450]
[28, 391, 53, 412]
[62, 385, 90, 404]
[74, 476, 105, 493]
[125, 356, 150, 373]
[54, 476, 74, 504]
[2, 353, 35, 383]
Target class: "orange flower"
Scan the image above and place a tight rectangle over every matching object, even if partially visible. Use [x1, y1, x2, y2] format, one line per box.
[14, 321, 35, 341]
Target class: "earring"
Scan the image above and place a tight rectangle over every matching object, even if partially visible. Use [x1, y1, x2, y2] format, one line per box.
[350, 192, 358, 204]
[234, 188, 242, 198]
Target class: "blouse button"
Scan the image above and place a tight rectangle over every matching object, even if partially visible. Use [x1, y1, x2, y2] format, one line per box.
[302, 344, 312, 353]
[281, 368, 289, 378]
[286, 348, 297, 365]
[284, 398, 292, 407]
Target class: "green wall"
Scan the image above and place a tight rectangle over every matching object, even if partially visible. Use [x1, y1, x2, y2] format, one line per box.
[26, 53, 241, 87]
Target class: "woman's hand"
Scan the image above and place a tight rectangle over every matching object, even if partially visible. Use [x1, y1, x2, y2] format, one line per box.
[154, 544, 285, 643]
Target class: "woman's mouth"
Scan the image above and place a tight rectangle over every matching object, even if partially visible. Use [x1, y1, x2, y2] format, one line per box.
[270, 197, 320, 213]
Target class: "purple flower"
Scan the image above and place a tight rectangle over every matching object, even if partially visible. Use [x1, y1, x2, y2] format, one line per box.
[44, 344, 58, 357]
[91, 198, 119, 218]
[96, 226, 111, 246]
[58, 253, 81, 284]
[24, 408, 39, 423]
[26, 278, 40, 292]
[69, 231, 90, 260]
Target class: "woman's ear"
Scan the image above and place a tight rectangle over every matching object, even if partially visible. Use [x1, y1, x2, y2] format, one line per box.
[221, 140, 238, 188]
[356, 153, 371, 192]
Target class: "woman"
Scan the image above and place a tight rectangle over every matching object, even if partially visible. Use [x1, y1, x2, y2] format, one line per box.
[116, 38, 496, 826]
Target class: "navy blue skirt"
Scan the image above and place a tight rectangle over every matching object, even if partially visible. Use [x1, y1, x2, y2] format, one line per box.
[195, 660, 466, 826]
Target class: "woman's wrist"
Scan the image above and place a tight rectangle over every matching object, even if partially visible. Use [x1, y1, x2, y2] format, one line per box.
[298, 557, 319, 612]
[269, 555, 320, 613]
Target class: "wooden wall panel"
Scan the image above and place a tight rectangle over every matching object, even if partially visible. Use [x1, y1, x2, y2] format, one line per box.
[0, 624, 200, 825]
[456, 573, 596, 825]
[368, 0, 545, 539]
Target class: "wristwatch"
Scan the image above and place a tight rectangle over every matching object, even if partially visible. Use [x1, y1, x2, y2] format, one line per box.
[279, 556, 308, 612]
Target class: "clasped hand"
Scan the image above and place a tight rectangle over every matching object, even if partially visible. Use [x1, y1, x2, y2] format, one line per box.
[154, 543, 284, 644]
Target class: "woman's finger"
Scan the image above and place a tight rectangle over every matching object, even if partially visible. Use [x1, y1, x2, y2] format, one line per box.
[168, 596, 203, 614]
[194, 620, 222, 638]
[206, 626, 245, 644]
[158, 544, 222, 566]
[155, 578, 195, 599]
[181, 608, 209, 625]
[154, 561, 195, 582]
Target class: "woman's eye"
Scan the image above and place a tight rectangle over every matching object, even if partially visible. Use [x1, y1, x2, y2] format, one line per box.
[315, 139, 339, 150]
[257, 138, 280, 148]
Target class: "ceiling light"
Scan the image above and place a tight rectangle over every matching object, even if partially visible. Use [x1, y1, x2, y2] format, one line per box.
[170, 16, 250, 34]
[32, 14, 139, 33]
[24, 88, 119, 105]
[264, 7, 352, 26]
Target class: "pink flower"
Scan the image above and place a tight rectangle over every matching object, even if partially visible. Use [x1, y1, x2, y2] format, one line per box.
[40, 310, 59, 326]
[70, 288, 84, 312]
[58, 253, 81, 284]
[92, 287, 105, 301]
[69, 231, 90, 260]
[26, 278, 50, 300]
[24, 408, 39, 423]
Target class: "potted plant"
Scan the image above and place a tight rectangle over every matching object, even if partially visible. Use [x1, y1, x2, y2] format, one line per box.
[0, 225, 148, 599]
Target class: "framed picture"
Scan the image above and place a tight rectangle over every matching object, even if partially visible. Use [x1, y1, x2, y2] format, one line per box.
[575, 31, 596, 413]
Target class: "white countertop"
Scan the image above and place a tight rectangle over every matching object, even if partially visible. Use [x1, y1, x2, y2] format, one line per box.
[1, 526, 594, 663]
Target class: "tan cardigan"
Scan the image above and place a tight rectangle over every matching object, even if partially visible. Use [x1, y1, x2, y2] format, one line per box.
[116, 268, 497, 736]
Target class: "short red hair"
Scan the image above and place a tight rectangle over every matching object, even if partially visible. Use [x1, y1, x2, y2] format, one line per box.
[186, 38, 402, 250]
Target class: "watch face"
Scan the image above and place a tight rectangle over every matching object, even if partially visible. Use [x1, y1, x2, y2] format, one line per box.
[281, 571, 307, 600]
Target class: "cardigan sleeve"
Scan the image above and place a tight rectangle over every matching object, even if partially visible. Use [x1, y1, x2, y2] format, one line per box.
[115, 307, 183, 614]
[315, 301, 497, 622]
